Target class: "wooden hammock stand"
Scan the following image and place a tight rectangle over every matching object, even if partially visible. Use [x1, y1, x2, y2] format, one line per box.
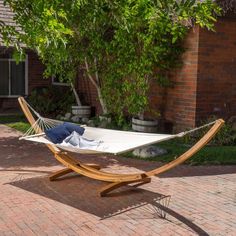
[18, 97, 224, 197]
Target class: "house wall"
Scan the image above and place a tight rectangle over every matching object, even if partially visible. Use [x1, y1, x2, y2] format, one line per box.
[196, 16, 236, 122]
[77, 70, 104, 115]
[149, 27, 199, 132]
[27, 50, 50, 93]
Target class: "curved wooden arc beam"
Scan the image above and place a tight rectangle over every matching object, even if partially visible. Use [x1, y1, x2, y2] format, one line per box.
[18, 96, 225, 196]
[54, 153, 144, 182]
[146, 119, 224, 177]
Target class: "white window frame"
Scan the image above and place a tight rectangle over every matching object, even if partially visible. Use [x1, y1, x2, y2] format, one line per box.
[0, 55, 28, 98]
[51, 76, 69, 86]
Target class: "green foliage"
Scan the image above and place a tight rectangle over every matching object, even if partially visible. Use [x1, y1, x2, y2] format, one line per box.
[89, 115, 132, 130]
[0, 115, 29, 132]
[28, 86, 75, 116]
[0, 0, 221, 122]
[0, 115, 26, 124]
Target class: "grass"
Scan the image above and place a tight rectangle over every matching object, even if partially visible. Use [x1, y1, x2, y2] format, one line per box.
[125, 140, 236, 165]
[1, 115, 235, 165]
[0, 115, 26, 124]
[7, 122, 31, 133]
[0, 115, 30, 133]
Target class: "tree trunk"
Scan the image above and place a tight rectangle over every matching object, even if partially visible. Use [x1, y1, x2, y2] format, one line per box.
[84, 58, 108, 114]
[71, 83, 82, 106]
[97, 86, 108, 114]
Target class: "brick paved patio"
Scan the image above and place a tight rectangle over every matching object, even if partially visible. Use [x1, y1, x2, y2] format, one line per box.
[0, 125, 236, 236]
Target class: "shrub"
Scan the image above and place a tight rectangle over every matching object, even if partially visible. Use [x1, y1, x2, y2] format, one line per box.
[184, 116, 236, 146]
[28, 86, 75, 117]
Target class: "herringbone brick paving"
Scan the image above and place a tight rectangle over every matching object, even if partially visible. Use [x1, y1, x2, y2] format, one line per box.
[0, 125, 236, 235]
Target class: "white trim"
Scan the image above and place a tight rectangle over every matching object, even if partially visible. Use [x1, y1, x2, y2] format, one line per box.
[0, 95, 20, 98]
[51, 76, 70, 86]
[0, 58, 20, 61]
[8, 59, 11, 95]
[25, 54, 28, 95]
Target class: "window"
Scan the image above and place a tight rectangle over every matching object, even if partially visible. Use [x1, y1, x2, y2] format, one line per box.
[52, 76, 69, 86]
[0, 56, 28, 97]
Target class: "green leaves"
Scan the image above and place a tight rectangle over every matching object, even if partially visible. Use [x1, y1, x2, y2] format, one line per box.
[0, 0, 221, 122]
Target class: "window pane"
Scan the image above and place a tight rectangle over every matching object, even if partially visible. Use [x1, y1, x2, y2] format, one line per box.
[52, 75, 69, 85]
[0, 60, 9, 95]
[10, 61, 25, 95]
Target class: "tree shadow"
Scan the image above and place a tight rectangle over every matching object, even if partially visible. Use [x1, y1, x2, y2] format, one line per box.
[0, 136, 58, 168]
[7, 174, 209, 235]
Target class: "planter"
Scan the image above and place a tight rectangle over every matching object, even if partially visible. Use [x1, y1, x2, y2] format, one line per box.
[71, 105, 91, 118]
[132, 117, 158, 133]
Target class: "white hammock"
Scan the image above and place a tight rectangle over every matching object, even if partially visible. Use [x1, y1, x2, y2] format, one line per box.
[19, 100, 216, 155]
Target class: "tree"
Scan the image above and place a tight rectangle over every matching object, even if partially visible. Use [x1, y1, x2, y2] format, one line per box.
[0, 0, 221, 122]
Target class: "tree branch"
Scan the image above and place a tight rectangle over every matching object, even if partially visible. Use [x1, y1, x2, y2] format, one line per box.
[70, 82, 82, 106]
[94, 57, 100, 86]
[84, 57, 99, 89]
[84, 57, 108, 114]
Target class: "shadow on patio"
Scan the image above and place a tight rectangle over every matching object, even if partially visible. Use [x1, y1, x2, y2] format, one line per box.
[7, 174, 210, 236]
[2, 132, 235, 235]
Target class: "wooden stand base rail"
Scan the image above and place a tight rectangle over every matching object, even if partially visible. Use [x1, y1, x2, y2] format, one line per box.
[18, 97, 225, 197]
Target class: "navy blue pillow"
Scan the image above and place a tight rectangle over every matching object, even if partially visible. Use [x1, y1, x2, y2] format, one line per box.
[45, 123, 71, 144]
[63, 122, 85, 135]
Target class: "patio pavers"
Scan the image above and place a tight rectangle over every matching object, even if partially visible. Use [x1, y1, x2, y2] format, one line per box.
[0, 124, 236, 236]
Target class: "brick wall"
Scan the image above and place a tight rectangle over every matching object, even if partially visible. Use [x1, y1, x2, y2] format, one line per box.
[149, 27, 199, 131]
[196, 16, 236, 122]
[27, 50, 50, 93]
[0, 98, 18, 110]
[77, 70, 104, 115]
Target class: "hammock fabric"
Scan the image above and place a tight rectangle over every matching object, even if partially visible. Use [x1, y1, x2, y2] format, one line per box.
[22, 127, 178, 155]
[18, 97, 225, 197]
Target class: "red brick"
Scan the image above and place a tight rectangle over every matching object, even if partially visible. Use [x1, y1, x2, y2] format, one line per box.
[0, 125, 236, 235]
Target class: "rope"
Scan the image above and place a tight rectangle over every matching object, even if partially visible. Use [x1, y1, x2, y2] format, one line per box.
[21, 98, 65, 137]
[175, 120, 216, 138]
[21, 113, 64, 137]
[23, 99, 42, 119]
